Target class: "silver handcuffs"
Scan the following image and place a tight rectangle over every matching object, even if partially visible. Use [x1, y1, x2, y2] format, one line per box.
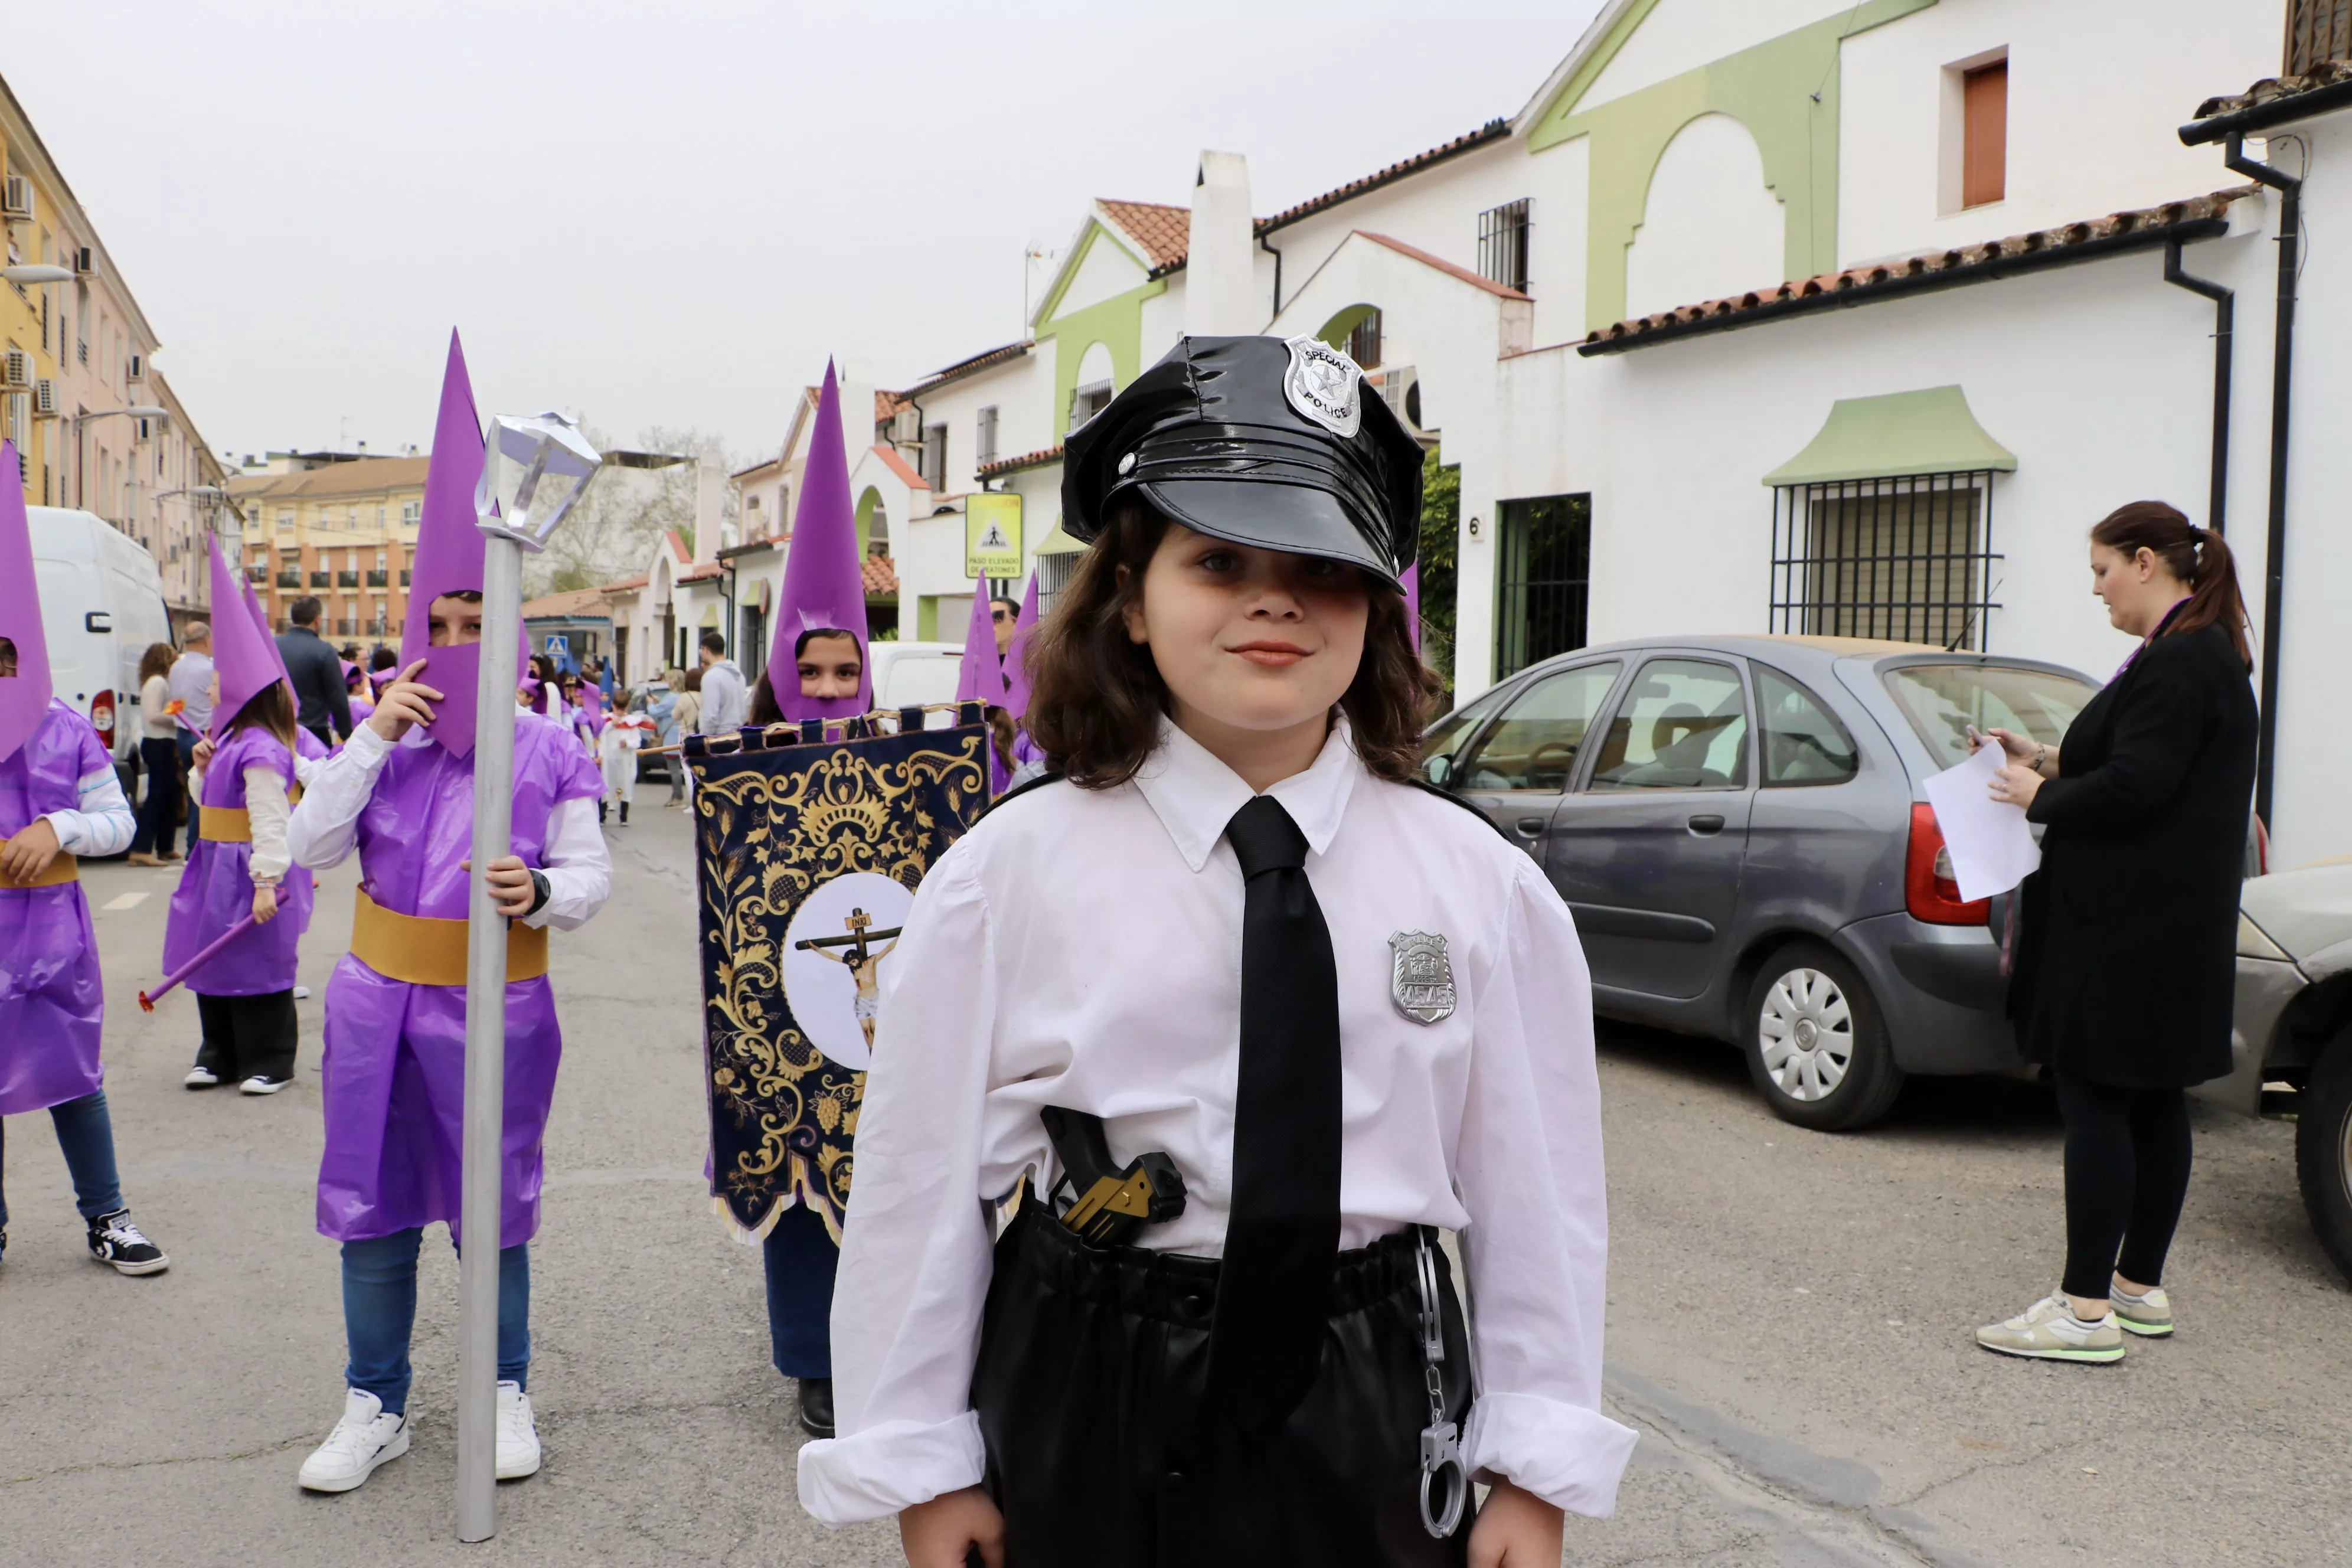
[1413, 1227, 1468, 1539]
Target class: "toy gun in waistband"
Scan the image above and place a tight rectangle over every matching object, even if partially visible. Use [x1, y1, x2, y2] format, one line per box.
[1040, 1105, 1187, 1248]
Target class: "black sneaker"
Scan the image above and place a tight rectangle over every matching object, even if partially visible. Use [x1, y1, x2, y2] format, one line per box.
[796, 1377, 835, 1438]
[1, 1226, 9, 1266]
[240, 1075, 290, 1096]
[87, 1208, 169, 1275]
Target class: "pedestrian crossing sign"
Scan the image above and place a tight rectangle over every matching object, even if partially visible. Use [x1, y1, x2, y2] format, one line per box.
[965, 493, 1023, 579]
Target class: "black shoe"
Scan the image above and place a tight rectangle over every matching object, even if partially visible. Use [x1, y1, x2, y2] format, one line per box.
[1, 1226, 9, 1266]
[619, 802, 629, 824]
[87, 1208, 169, 1275]
[796, 1377, 835, 1438]
[599, 801, 608, 822]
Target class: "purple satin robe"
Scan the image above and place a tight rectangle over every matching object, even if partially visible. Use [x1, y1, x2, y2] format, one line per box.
[0, 703, 108, 1116]
[315, 713, 604, 1247]
[163, 725, 314, 997]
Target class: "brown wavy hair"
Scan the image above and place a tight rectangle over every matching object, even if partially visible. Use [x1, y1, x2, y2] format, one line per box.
[1024, 496, 1442, 788]
[2089, 501, 2251, 669]
[224, 680, 300, 756]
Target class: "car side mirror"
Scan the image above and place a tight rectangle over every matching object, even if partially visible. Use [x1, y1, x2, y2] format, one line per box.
[1425, 754, 1453, 788]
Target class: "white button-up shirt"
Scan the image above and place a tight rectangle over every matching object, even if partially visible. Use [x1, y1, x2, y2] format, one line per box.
[797, 718, 1636, 1524]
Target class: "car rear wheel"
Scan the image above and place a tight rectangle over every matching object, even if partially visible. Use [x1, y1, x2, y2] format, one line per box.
[1743, 943, 1905, 1131]
[2295, 1030, 2352, 1288]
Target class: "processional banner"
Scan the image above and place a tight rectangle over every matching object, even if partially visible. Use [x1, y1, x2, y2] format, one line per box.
[689, 705, 991, 1241]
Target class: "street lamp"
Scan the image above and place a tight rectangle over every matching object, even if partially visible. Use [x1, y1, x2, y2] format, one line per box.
[2, 264, 74, 285]
[454, 411, 599, 1546]
[71, 406, 169, 514]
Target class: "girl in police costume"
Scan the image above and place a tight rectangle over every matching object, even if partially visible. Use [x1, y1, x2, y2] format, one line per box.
[799, 337, 1635, 1566]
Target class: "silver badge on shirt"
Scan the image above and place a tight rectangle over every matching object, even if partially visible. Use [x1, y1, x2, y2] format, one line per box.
[1389, 932, 1455, 1024]
[1282, 334, 1364, 438]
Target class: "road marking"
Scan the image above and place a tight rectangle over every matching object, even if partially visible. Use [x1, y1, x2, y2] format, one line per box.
[102, 891, 149, 911]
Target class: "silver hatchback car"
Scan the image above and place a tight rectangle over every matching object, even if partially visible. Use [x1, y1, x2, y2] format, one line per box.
[1421, 636, 2100, 1130]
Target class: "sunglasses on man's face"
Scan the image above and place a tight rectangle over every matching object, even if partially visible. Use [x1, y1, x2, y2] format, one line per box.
[991, 609, 1012, 622]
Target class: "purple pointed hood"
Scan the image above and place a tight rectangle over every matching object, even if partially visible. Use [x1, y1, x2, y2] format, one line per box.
[396, 331, 517, 757]
[208, 534, 293, 739]
[954, 574, 1004, 704]
[0, 443, 53, 764]
[1000, 573, 1040, 720]
[768, 362, 871, 722]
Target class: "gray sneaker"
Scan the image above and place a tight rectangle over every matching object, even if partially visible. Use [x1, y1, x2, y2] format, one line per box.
[1975, 1292, 2125, 1363]
[2109, 1285, 2174, 1337]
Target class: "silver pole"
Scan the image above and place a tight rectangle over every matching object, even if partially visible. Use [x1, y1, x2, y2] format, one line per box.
[456, 534, 522, 1543]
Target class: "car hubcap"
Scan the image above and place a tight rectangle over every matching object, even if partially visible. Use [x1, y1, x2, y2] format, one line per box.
[1759, 968, 1854, 1102]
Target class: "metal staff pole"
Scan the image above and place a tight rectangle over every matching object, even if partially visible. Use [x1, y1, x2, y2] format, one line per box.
[455, 413, 602, 1544]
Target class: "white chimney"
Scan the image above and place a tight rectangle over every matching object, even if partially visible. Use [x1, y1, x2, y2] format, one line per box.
[839, 361, 878, 481]
[694, 460, 725, 563]
[1185, 151, 1256, 337]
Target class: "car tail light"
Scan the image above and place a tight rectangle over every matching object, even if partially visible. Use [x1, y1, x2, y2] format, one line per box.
[89, 688, 116, 745]
[1907, 802, 1990, 926]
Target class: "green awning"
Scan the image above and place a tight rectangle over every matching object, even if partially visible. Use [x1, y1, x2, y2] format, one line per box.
[1762, 386, 2017, 487]
[1032, 524, 1084, 556]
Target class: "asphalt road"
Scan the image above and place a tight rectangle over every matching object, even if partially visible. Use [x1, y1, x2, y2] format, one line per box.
[2, 803, 2344, 1566]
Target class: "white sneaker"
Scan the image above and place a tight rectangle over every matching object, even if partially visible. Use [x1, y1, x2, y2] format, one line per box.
[184, 1064, 220, 1089]
[293, 986, 312, 1001]
[240, 1074, 289, 1095]
[1975, 1291, 2126, 1363]
[298, 1388, 410, 1492]
[495, 1380, 541, 1479]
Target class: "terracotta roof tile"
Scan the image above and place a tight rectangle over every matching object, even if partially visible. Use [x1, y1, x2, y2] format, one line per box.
[1355, 231, 1528, 300]
[2194, 57, 2352, 118]
[976, 443, 1063, 479]
[862, 553, 899, 597]
[1259, 120, 1513, 234]
[1582, 187, 2257, 354]
[1097, 199, 1193, 272]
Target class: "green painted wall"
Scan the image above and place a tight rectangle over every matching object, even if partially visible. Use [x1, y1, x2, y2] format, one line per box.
[1527, 0, 1935, 331]
[1033, 218, 1168, 442]
[916, 594, 939, 642]
[855, 485, 883, 558]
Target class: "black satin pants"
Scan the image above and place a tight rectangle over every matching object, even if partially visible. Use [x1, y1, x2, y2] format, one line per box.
[971, 1201, 1474, 1568]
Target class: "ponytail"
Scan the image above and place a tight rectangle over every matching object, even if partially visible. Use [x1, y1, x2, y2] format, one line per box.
[2088, 501, 2252, 670]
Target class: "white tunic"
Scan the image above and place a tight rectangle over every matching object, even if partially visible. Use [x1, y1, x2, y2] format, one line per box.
[796, 718, 1638, 1524]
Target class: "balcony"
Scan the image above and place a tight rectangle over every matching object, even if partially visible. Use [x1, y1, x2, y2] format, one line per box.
[335, 620, 357, 637]
[366, 570, 388, 587]
[246, 566, 267, 584]
[399, 570, 411, 587]
[309, 571, 331, 588]
[338, 570, 360, 587]
[275, 571, 300, 589]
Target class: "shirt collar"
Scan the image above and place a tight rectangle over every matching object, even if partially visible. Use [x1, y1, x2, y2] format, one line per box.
[1132, 713, 1361, 873]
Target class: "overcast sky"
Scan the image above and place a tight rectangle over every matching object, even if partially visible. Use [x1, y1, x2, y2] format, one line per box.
[12, 0, 1604, 468]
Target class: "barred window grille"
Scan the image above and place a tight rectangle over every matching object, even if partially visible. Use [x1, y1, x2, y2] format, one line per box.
[1495, 493, 1590, 678]
[1477, 199, 1531, 295]
[1769, 472, 2001, 651]
[1344, 309, 1382, 371]
[1034, 551, 1077, 616]
[2286, 0, 2352, 75]
[976, 405, 999, 465]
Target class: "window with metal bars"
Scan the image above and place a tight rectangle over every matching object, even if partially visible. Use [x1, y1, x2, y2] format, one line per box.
[2286, 0, 2352, 75]
[1495, 493, 1590, 679]
[1477, 199, 1531, 294]
[1344, 310, 1381, 371]
[1769, 472, 2002, 651]
[976, 405, 999, 465]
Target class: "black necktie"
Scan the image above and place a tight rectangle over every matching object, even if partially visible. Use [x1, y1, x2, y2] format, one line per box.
[1207, 794, 1342, 1437]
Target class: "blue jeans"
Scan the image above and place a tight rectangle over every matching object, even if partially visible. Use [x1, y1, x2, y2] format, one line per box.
[762, 1201, 838, 1379]
[0, 1089, 126, 1230]
[341, 1229, 530, 1416]
[129, 737, 180, 857]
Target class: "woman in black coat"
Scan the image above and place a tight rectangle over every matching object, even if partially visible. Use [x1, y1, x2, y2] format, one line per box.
[1974, 501, 2258, 1364]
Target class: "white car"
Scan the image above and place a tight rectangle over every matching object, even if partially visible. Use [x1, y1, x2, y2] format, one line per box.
[28, 507, 174, 782]
[867, 639, 968, 712]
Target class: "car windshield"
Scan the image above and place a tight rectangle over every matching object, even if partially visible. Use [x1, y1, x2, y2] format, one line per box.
[1883, 662, 2099, 770]
[1417, 684, 1509, 784]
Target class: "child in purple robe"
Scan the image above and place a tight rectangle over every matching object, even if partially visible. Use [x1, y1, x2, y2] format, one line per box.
[344, 663, 376, 732]
[0, 638, 170, 1276]
[168, 680, 313, 1095]
[285, 590, 609, 1495]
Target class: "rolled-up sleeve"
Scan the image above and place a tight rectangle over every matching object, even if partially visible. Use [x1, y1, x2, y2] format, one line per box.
[796, 848, 998, 1523]
[1453, 858, 1638, 1517]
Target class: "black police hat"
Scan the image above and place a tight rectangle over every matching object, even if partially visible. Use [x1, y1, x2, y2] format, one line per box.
[1060, 335, 1423, 582]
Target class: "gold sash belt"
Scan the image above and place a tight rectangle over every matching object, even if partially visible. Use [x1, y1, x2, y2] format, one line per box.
[0, 852, 79, 890]
[200, 808, 253, 842]
[350, 887, 549, 986]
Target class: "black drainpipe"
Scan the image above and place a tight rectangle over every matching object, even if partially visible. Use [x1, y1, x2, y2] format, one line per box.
[2221, 131, 2299, 831]
[1257, 231, 1284, 325]
[2160, 238, 2232, 538]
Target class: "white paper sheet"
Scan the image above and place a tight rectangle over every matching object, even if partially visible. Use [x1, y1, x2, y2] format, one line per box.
[1920, 742, 2041, 903]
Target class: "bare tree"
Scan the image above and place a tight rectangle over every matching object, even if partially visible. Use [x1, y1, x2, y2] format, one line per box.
[525, 424, 740, 596]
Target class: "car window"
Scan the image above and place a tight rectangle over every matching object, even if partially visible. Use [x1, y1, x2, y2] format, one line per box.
[1756, 667, 1860, 786]
[1883, 662, 2098, 772]
[1417, 684, 1511, 785]
[1456, 661, 1622, 792]
[1587, 658, 1749, 792]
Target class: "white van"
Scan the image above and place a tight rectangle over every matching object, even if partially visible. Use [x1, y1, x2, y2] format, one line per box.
[28, 506, 174, 780]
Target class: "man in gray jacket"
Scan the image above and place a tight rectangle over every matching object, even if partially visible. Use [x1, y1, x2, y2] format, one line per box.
[697, 631, 747, 735]
[275, 597, 352, 749]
